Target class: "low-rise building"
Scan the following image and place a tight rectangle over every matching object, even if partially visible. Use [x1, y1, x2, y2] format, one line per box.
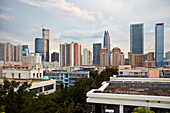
[1, 65, 43, 79]
[44, 69, 89, 87]
[87, 77, 170, 113]
[0, 79, 56, 95]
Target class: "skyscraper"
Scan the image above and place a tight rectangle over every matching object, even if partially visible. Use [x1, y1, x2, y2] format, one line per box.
[35, 38, 49, 61]
[82, 48, 92, 65]
[155, 23, 164, 67]
[59, 42, 81, 67]
[42, 28, 50, 40]
[112, 47, 121, 68]
[22, 45, 29, 56]
[93, 43, 101, 65]
[130, 23, 144, 54]
[35, 27, 50, 61]
[103, 31, 110, 52]
[100, 48, 109, 67]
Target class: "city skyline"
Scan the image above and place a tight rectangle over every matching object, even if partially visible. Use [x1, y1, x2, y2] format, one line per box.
[0, 0, 170, 58]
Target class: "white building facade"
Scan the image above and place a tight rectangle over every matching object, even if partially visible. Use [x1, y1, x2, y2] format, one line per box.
[22, 53, 41, 66]
[82, 48, 92, 65]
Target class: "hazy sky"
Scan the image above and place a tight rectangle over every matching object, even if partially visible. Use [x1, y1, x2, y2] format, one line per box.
[0, 0, 170, 58]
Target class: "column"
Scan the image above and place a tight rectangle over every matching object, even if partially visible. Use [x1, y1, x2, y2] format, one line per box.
[119, 105, 123, 113]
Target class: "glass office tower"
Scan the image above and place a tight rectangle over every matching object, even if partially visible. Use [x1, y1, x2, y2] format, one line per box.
[35, 38, 49, 61]
[130, 23, 144, 54]
[155, 23, 164, 67]
[93, 43, 101, 65]
[103, 31, 110, 52]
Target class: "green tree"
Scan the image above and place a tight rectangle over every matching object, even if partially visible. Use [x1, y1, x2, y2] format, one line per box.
[133, 107, 155, 113]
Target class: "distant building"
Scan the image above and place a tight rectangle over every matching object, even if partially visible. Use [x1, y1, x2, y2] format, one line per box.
[129, 52, 155, 68]
[155, 23, 164, 67]
[100, 48, 109, 67]
[42, 28, 50, 40]
[125, 59, 129, 65]
[59, 42, 81, 67]
[35, 27, 50, 62]
[51, 52, 59, 62]
[0, 42, 22, 66]
[44, 69, 89, 87]
[93, 43, 102, 65]
[166, 51, 170, 60]
[130, 23, 144, 54]
[35, 38, 49, 61]
[112, 47, 121, 68]
[82, 48, 92, 65]
[22, 53, 41, 66]
[103, 31, 111, 65]
[22, 45, 29, 56]
[121, 52, 125, 65]
[42, 61, 59, 69]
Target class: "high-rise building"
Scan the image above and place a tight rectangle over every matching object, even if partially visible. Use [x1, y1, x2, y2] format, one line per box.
[59, 42, 81, 67]
[93, 43, 101, 65]
[22, 45, 29, 56]
[165, 51, 170, 60]
[82, 48, 92, 65]
[0, 42, 22, 66]
[103, 31, 110, 65]
[35, 27, 50, 62]
[112, 47, 121, 68]
[35, 38, 49, 61]
[121, 52, 125, 65]
[130, 23, 144, 54]
[155, 23, 164, 67]
[14, 45, 22, 62]
[103, 31, 110, 52]
[42, 28, 50, 40]
[100, 48, 109, 67]
[51, 52, 59, 62]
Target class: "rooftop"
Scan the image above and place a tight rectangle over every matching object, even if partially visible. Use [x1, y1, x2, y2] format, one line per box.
[102, 81, 170, 97]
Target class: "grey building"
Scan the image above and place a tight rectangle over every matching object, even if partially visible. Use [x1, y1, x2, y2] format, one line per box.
[130, 23, 144, 54]
[35, 38, 49, 61]
[0, 42, 22, 62]
[93, 43, 101, 65]
[155, 23, 164, 67]
[51, 52, 59, 62]
[60, 44, 66, 67]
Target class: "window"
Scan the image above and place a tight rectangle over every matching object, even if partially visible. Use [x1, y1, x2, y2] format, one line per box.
[30, 87, 42, 93]
[18, 73, 21, 79]
[40, 73, 41, 78]
[37, 73, 38, 78]
[120, 72, 123, 74]
[44, 84, 54, 91]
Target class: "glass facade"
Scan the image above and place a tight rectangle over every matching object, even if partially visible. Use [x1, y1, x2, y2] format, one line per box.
[155, 23, 164, 67]
[93, 43, 101, 65]
[22, 45, 29, 56]
[103, 31, 110, 52]
[165, 51, 170, 60]
[35, 38, 49, 61]
[130, 24, 144, 54]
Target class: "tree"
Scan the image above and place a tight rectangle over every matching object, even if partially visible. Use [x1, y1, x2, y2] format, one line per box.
[133, 107, 155, 113]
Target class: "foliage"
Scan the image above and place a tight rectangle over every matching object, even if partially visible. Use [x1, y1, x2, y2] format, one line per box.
[0, 68, 117, 113]
[133, 107, 155, 113]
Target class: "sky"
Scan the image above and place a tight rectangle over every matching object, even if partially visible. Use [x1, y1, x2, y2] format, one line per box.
[0, 0, 170, 58]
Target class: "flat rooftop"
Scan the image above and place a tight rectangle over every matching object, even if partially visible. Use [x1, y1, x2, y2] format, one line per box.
[103, 81, 170, 97]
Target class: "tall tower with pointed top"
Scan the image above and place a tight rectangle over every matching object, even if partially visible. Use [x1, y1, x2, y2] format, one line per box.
[103, 31, 110, 52]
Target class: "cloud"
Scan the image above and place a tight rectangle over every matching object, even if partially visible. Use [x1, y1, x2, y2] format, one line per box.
[0, 14, 15, 21]
[19, 0, 96, 21]
[0, 6, 11, 11]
